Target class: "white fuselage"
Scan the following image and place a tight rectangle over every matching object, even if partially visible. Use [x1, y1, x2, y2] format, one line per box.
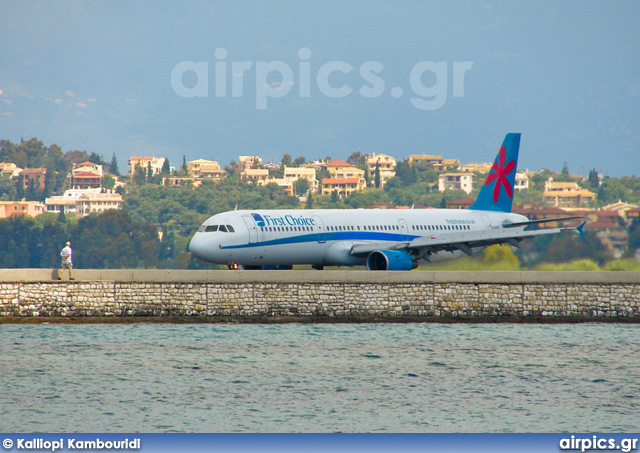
[188, 208, 528, 268]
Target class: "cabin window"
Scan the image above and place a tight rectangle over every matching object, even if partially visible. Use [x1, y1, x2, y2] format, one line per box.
[204, 225, 218, 232]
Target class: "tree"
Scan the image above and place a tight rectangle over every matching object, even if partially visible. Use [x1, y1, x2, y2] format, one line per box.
[347, 151, 366, 169]
[597, 177, 630, 205]
[57, 207, 67, 224]
[132, 165, 146, 186]
[63, 150, 91, 167]
[306, 193, 315, 209]
[162, 159, 171, 174]
[224, 159, 237, 175]
[26, 178, 39, 201]
[374, 162, 381, 189]
[109, 153, 120, 176]
[293, 156, 306, 166]
[281, 153, 292, 168]
[0, 175, 17, 201]
[43, 161, 56, 198]
[89, 152, 106, 166]
[15, 174, 25, 200]
[588, 168, 599, 190]
[344, 188, 390, 208]
[483, 244, 520, 269]
[103, 174, 116, 190]
[293, 178, 310, 196]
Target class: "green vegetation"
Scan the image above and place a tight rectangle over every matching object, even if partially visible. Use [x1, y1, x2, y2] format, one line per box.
[417, 245, 521, 271]
[0, 209, 211, 269]
[2, 137, 640, 270]
[421, 245, 640, 272]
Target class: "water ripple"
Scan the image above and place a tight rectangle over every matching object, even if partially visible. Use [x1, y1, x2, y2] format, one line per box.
[0, 323, 639, 432]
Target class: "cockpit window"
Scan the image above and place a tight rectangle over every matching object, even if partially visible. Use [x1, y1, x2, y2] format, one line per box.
[202, 224, 235, 233]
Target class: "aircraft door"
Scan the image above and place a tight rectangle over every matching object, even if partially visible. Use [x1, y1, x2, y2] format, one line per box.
[480, 214, 492, 230]
[398, 219, 408, 241]
[312, 216, 326, 243]
[242, 215, 258, 244]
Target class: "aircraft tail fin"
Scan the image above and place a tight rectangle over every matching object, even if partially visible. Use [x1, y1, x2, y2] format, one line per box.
[469, 133, 521, 213]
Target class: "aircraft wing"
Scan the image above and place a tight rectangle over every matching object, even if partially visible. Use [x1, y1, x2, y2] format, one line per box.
[350, 223, 583, 259]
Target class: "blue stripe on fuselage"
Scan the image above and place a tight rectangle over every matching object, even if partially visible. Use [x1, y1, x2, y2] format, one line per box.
[220, 231, 421, 250]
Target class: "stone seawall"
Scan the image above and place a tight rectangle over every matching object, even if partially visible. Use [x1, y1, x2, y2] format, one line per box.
[1, 270, 639, 322]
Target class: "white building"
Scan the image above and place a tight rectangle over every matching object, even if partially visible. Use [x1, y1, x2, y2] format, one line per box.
[283, 166, 318, 192]
[128, 156, 167, 176]
[438, 173, 475, 194]
[45, 189, 123, 217]
[515, 171, 530, 191]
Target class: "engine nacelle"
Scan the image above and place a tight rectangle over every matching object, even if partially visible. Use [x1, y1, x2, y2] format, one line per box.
[366, 250, 417, 271]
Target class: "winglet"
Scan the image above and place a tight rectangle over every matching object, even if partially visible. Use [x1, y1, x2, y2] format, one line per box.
[469, 133, 521, 213]
[576, 221, 586, 236]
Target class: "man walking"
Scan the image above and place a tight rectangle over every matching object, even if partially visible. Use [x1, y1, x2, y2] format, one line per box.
[58, 241, 73, 280]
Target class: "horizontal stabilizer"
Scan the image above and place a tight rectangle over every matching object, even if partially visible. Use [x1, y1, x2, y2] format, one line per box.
[502, 215, 585, 228]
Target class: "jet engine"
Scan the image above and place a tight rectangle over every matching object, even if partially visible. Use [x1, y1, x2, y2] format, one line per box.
[366, 250, 417, 271]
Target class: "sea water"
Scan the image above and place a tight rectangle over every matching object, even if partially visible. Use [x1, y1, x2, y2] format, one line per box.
[1, 323, 638, 432]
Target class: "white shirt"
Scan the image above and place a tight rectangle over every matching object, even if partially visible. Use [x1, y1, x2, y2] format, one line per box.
[61, 246, 72, 264]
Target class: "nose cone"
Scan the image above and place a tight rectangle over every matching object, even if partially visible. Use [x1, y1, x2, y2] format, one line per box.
[189, 233, 209, 261]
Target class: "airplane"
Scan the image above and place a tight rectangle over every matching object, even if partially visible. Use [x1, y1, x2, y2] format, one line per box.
[189, 133, 584, 270]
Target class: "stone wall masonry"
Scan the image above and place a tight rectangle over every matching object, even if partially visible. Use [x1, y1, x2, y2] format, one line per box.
[1, 270, 640, 322]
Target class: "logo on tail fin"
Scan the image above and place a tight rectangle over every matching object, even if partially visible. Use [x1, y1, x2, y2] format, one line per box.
[469, 133, 520, 212]
[484, 145, 516, 202]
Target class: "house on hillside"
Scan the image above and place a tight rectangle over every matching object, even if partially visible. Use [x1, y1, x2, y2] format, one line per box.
[0, 162, 23, 178]
[438, 173, 475, 194]
[0, 200, 45, 219]
[128, 157, 166, 176]
[70, 161, 103, 189]
[20, 168, 47, 191]
[321, 177, 365, 197]
[542, 180, 595, 208]
[187, 159, 226, 181]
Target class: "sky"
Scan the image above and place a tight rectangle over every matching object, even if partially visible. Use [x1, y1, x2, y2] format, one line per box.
[1, 1, 639, 176]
